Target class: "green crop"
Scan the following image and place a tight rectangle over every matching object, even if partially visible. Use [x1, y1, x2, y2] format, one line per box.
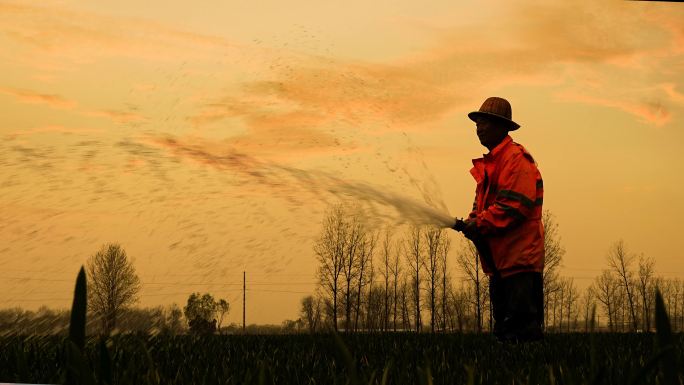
[0, 267, 681, 385]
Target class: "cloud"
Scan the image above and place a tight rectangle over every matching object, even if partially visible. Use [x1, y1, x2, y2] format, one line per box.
[188, 93, 364, 160]
[4, 125, 103, 139]
[0, 2, 242, 67]
[0, 86, 77, 109]
[184, 0, 684, 147]
[190, 57, 464, 135]
[244, 61, 463, 127]
[0, 85, 146, 124]
[6, 0, 679, 162]
[84, 109, 146, 123]
[185, 54, 469, 161]
[662, 83, 684, 105]
[557, 90, 671, 126]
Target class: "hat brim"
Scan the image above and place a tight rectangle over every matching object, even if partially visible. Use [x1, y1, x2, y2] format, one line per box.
[468, 111, 520, 131]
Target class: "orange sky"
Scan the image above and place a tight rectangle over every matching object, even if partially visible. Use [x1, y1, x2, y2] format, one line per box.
[1, 0, 683, 324]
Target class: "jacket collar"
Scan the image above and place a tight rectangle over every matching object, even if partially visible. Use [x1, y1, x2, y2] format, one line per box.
[484, 135, 512, 161]
[470, 135, 513, 182]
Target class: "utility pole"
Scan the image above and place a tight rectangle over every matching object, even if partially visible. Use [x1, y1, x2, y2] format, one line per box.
[243, 271, 246, 333]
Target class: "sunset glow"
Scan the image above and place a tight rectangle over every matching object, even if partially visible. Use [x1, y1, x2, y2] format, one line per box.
[1, 0, 683, 325]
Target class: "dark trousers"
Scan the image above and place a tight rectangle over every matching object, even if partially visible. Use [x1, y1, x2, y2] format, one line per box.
[489, 271, 544, 342]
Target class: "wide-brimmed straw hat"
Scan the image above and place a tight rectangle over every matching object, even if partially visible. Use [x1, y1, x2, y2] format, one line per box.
[468, 97, 520, 131]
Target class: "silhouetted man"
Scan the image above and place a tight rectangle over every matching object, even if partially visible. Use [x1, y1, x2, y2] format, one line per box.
[453, 97, 545, 342]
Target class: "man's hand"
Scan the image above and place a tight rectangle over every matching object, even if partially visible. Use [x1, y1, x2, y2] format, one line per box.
[452, 218, 467, 232]
[452, 218, 479, 240]
[462, 220, 480, 241]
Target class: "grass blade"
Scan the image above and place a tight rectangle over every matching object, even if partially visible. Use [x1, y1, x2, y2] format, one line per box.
[654, 289, 677, 385]
[98, 338, 112, 385]
[69, 266, 87, 351]
[588, 305, 604, 385]
[379, 361, 392, 385]
[629, 346, 674, 385]
[66, 339, 96, 385]
[333, 332, 359, 384]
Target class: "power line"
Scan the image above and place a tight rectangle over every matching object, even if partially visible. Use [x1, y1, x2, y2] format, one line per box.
[5, 264, 684, 281]
[0, 276, 72, 282]
[0, 268, 316, 277]
[248, 289, 311, 294]
[0, 288, 316, 304]
[0, 276, 317, 286]
[0, 297, 71, 303]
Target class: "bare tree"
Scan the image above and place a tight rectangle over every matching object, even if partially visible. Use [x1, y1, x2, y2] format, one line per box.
[637, 255, 655, 331]
[680, 280, 684, 332]
[423, 226, 444, 333]
[672, 280, 681, 331]
[607, 240, 638, 332]
[404, 226, 424, 332]
[390, 239, 402, 332]
[399, 277, 411, 331]
[581, 287, 595, 332]
[216, 299, 230, 333]
[87, 243, 141, 335]
[439, 233, 452, 332]
[355, 230, 376, 331]
[365, 285, 384, 331]
[342, 213, 364, 332]
[456, 239, 484, 333]
[556, 280, 564, 332]
[594, 270, 619, 331]
[381, 229, 392, 332]
[562, 277, 578, 332]
[300, 295, 322, 332]
[614, 285, 627, 332]
[321, 298, 336, 331]
[542, 210, 565, 329]
[314, 204, 347, 332]
[450, 285, 468, 332]
[165, 304, 184, 335]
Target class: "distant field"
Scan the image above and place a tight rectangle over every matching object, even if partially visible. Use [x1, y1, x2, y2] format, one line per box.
[1, 333, 682, 384]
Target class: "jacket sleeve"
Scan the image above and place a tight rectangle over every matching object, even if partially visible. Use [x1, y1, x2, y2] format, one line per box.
[474, 153, 537, 235]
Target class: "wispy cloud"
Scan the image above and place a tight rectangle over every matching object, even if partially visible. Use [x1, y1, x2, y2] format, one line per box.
[0, 86, 77, 109]
[557, 90, 671, 126]
[0, 2, 242, 67]
[84, 109, 145, 124]
[5, 125, 103, 137]
[3, 125, 104, 143]
[185, 0, 683, 144]
[189, 57, 464, 135]
[0, 85, 146, 124]
[3, 0, 681, 170]
[662, 83, 684, 105]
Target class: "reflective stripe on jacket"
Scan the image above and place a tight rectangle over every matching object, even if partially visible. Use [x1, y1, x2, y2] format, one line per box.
[467, 135, 544, 277]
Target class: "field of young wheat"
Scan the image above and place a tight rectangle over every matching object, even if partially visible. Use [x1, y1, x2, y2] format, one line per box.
[1, 332, 683, 385]
[1, 268, 681, 385]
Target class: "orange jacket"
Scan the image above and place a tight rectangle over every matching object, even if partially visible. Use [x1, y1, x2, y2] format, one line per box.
[467, 135, 544, 277]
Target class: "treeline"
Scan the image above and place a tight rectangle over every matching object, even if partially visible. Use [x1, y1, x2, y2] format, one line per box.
[0, 244, 236, 336]
[547, 241, 684, 333]
[301, 203, 500, 333]
[2, 207, 681, 336]
[0, 305, 316, 336]
[0, 305, 184, 336]
[295, 204, 683, 334]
